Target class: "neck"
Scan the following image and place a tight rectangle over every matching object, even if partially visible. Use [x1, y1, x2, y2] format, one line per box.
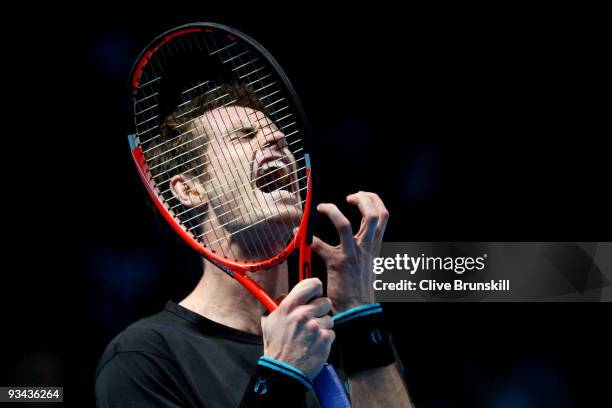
[180, 259, 288, 335]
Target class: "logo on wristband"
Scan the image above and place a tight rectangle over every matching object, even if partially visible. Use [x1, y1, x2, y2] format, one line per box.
[370, 328, 383, 344]
[254, 378, 268, 395]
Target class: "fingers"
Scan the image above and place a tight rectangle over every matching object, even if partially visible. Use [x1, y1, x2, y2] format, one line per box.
[282, 282, 331, 317]
[346, 191, 389, 244]
[315, 192, 389, 255]
[303, 296, 332, 317]
[314, 315, 334, 330]
[320, 328, 336, 344]
[346, 191, 379, 243]
[317, 203, 355, 254]
[365, 192, 390, 241]
[280, 278, 323, 311]
[311, 235, 334, 259]
[262, 293, 335, 379]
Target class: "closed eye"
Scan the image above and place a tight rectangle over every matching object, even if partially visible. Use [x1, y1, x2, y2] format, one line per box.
[229, 126, 256, 143]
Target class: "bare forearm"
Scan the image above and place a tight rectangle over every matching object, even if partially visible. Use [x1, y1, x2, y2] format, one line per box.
[348, 362, 413, 408]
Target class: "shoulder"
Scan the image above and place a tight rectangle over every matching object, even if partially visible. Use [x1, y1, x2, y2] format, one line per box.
[95, 309, 183, 379]
[94, 315, 193, 407]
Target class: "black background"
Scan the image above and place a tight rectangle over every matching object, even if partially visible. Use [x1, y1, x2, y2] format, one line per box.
[1, 5, 610, 407]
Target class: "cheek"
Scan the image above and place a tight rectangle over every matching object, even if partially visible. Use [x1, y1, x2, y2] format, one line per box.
[235, 142, 254, 158]
[229, 145, 255, 175]
[206, 144, 222, 168]
[206, 142, 256, 191]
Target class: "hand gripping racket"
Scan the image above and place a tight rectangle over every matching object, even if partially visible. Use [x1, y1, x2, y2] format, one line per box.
[127, 23, 350, 407]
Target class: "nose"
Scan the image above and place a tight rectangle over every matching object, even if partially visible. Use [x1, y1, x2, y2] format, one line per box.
[259, 126, 287, 150]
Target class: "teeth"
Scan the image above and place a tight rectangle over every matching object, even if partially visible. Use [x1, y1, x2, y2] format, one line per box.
[255, 158, 292, 193]
[257, 159, 288, 178]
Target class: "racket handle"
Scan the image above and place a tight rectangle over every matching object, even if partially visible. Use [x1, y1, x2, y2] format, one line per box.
[298, 243, 312, 280]
[313, 364, 351, 408]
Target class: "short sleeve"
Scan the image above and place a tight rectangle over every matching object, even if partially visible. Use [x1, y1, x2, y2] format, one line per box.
[95, 351, 189, 407]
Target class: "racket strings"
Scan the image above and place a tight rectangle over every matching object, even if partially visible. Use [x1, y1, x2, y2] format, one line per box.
[136, 41, 242, 258]
[147, 122, 298, 183]
[136, 74, 279, 148]
[134, 29, 308, 262]
[160, 39, 280, 256]
[137, 74, 298, 182]
[168, 157, 305, 214]
[141, 76, 293, 167]
[200, 32, 298, 257]
[203, 197, 307, 245]
[173, 162, 306, 222]
[188, 176, 308, 234]
[136, 75, 292, 153]
[146, 110, 298, 174]
[151, 128, 302, 205]
[185, 35, 283, 258]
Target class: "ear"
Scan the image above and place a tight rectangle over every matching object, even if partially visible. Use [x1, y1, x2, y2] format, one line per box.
[169, 174, 208, 209]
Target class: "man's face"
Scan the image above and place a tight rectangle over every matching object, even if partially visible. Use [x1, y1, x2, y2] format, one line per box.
[189, 105, 302, 253]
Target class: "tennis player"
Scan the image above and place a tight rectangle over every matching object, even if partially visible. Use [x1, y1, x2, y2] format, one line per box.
[95, 85, 413, 407]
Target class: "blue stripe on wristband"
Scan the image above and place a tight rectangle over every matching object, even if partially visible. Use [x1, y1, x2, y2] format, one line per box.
[333, 303, 383, 324]
[258, 356, 313, 390]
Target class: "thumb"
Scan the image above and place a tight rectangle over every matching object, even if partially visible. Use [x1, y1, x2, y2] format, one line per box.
[312, 235, 334, 259]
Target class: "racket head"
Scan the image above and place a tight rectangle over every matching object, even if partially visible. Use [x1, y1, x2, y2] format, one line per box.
[127, 23, 313, 274]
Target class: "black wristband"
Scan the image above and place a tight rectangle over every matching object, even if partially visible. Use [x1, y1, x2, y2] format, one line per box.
[333, 303, 395, 374]
[239, 357, 311, 407]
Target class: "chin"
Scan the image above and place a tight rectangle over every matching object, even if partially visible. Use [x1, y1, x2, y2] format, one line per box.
[255, 187, 301, 207]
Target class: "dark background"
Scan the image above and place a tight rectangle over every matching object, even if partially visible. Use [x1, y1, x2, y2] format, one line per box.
[2, 5, 610, 407]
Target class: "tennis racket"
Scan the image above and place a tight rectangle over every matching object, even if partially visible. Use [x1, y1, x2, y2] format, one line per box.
[127, 23, 350, 408]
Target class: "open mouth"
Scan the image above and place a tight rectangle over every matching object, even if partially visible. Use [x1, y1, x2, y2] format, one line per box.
[254, 156, 296, 195]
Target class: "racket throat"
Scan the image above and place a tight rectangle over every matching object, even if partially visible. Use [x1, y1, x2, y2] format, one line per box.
[209, 259, 236, 278]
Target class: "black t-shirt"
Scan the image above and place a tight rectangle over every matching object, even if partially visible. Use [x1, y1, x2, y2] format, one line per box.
[94, 301, 322, 407]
